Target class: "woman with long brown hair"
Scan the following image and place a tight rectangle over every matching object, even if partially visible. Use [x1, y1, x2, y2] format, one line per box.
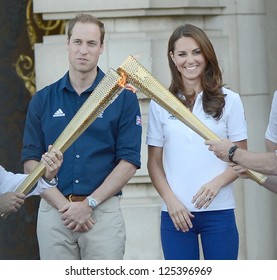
[147, 24, 247, 259]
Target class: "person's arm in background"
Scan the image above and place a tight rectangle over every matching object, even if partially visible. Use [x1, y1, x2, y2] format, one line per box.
[231, 163, 277, 194]
[205, 139, 277, 175]
[0, 147, 63, 215]
[205, 139, 277, 193]
[0, 192, 25, 215]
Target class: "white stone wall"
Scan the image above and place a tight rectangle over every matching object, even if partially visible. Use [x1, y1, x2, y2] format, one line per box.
[33, 0, 277, 259]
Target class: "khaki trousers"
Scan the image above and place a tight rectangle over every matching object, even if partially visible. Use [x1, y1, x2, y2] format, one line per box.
[37, 196, 126, 260]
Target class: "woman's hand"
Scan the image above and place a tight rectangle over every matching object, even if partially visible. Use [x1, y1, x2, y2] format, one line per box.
[166, 197, 194, 232]
[192, 181, 221, 209]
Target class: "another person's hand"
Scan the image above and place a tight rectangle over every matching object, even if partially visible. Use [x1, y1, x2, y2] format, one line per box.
[205, 139, 234, 162]
[0, 192, 25, 214]
[230, 163, 250, 179]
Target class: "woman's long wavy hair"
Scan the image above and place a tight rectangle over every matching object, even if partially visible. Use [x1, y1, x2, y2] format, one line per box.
[168, 24, 225, 120]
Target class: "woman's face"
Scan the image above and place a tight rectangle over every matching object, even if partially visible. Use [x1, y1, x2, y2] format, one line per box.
[170, 36, 206, 84]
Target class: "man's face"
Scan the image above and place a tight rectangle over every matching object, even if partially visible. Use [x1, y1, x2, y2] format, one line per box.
[67, 22, 104, 74]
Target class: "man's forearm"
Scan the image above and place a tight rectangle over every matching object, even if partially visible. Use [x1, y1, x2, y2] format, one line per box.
[41, 187, 69, 210]
[262, 176, 277, 193]
[233, 149, 277, 176]
[91, 160, 137, 205]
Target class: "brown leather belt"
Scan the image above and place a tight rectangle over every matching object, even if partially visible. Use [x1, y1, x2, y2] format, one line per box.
[66, 194, 87, 202]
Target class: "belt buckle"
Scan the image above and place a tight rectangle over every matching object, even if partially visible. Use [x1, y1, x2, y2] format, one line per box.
[68, 194, 73, 202]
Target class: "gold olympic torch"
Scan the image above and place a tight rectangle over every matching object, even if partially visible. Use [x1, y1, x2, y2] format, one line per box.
[117, 55, 267, 185]
[0, 68, 123, 218]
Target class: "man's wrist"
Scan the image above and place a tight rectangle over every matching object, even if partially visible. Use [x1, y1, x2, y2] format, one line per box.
[86, 195, 98, 209]
[228, 145, 238, 163]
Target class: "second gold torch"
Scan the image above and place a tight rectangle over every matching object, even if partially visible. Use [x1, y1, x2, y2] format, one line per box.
[117, 55, 266, 185]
